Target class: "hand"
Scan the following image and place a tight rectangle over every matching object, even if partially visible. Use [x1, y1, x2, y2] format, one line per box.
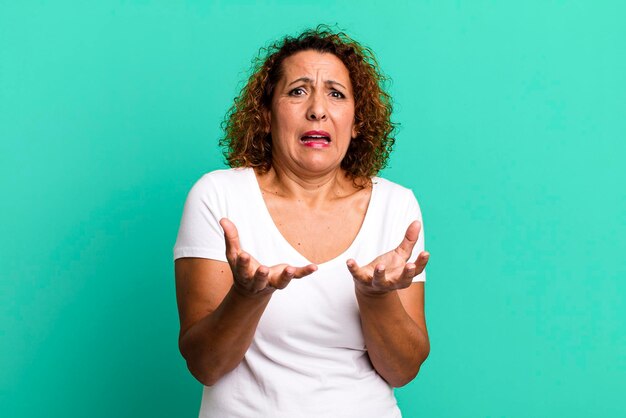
[347, 221, 430, 296]
[220, 218, 317, 297]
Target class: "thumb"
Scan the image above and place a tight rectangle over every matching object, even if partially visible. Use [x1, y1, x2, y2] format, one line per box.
[396, 220, 421, 259]
[220, 218, 241, 259]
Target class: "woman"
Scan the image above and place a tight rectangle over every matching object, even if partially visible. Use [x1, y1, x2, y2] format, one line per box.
[174, 26, 430, 418]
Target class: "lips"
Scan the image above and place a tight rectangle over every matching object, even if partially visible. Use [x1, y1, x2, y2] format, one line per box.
[300, 130, 331, 146]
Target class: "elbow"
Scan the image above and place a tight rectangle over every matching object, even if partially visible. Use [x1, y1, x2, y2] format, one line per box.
[387, 364, 423, 388]
[387, 367, 420, 388]
[388, 347, 430, 388]
[179, 337, 221, 387]
[187, 362, 221, 387]
[180, 340, 237, 387]
[181, 351, 223, 387]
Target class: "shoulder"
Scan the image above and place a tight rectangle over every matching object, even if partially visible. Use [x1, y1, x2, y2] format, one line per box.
[187, 167, 252, 197]
[370, 176, 424, 223]
[192, 167, 252, 189]
[372, 176, 419, 203]
[181, 167, 254, 213]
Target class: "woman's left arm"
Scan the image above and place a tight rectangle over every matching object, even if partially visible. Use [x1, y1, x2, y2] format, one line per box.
[355, 283, 429, 387]
[347, 220, 430, 387]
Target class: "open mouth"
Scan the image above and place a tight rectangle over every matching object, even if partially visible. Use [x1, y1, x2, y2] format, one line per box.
[300, 130, 331, 146]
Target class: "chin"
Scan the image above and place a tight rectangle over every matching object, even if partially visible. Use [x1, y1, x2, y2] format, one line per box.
[298, 163, 331, 173]
[296, 159, 341, 174]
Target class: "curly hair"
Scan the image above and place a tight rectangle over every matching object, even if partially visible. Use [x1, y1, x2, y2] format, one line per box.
[220, 25, 396, 181]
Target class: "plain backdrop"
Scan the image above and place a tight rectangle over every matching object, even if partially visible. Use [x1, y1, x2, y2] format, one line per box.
[1, 1, 625, 417]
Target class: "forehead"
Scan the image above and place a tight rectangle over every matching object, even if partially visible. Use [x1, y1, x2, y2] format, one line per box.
[279, 50, 351, 84]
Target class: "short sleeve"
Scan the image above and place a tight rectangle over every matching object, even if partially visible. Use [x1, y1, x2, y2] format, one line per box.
[173, 175, 227, 262]
[405, 191, 426, 283]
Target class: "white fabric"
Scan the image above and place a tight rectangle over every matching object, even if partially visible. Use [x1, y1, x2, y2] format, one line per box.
[174, 167, 426, 418]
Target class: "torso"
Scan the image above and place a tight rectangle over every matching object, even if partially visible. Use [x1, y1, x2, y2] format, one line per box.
[176, 167, 420, 417]
[255, 168, 372, 265]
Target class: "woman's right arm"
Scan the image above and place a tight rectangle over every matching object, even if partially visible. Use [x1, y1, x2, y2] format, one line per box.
[175, 257, 272, 386]
[175, 219, 316, 386]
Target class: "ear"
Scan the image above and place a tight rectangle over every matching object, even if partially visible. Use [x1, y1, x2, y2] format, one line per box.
[351, 122, 358, 139]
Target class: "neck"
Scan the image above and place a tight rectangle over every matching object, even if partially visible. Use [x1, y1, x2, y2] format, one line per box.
[256, 162, 356, 206]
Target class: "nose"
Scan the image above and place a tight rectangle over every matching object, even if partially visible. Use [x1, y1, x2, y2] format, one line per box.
[306, 92, 327, 121]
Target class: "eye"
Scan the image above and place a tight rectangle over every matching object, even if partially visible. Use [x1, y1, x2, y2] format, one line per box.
[289, 87, 306, 96]
[330, 90, 346, 99]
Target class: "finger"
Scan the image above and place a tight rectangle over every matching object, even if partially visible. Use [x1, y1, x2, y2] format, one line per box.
[412, 251, 430, 275]
[400, 263, 417, 283]
[346, 259, 369, 282]
[371, 264, 387, 289]
[291, 264, 318, 278]
[220, 218, 241, 262]
[346, 258, 360, 276]
[235, 251, 253, 280]
[272, 266, 296, 290]
[251, 266, 270, 293]
[396, 220, 422, 260]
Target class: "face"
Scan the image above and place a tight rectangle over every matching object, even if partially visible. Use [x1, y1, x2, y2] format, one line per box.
[267, 50, 357, 176]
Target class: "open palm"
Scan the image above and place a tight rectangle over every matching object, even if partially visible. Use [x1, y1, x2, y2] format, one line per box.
[220, 218, 318, 296]
[347, 221, 430, 296]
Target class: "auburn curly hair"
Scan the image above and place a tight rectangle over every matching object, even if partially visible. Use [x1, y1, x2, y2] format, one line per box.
[220, 25, 396, 181]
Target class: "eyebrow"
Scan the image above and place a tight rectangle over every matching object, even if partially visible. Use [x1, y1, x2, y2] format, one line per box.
[287, 77, 347, 90]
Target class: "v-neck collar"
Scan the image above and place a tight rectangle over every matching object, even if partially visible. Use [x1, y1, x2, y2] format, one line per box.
[246, 168, 378, 268]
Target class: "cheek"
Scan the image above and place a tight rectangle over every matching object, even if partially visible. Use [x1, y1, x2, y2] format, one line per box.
[338, 109, 356, 133]
[271, 105, 299, 131]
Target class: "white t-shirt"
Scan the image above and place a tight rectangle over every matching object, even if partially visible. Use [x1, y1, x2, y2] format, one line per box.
[174, 168, 426, 418]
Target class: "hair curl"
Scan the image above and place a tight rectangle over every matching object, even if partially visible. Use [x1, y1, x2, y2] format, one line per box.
[220, 25, 396, 181]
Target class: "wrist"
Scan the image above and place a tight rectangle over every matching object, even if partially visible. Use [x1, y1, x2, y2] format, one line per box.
[354, 282, 396, 299]
[230, 282, 274, 301]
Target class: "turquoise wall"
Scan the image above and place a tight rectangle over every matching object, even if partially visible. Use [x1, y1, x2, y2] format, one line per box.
[2, 1, 625, 416]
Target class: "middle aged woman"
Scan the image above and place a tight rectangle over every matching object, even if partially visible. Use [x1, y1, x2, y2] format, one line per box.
[174, 27, 430, 418]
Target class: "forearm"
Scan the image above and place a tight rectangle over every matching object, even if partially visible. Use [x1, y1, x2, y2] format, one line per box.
[179, 286, 272, 386]
[356, 288, 430, 387]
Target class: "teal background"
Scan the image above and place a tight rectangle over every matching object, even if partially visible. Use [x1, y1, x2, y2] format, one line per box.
[1, 1, 625, 416]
